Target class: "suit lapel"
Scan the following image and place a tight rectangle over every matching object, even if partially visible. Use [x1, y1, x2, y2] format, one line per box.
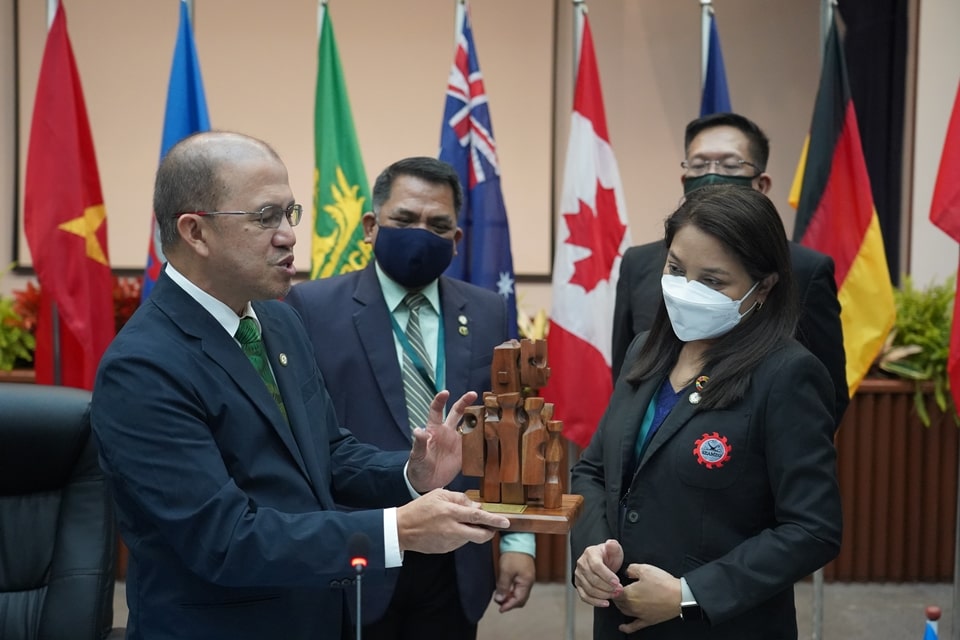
[254, 303, 312, 484]
[353, 266, 411, 440]
[439, 278, 470, 401]
[153, 274, 313, 486]
[637, 382, 701, 471]
[613, 376, 660, 487]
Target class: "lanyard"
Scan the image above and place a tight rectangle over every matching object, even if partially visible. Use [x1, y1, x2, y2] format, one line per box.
[389, 309, 446, 394]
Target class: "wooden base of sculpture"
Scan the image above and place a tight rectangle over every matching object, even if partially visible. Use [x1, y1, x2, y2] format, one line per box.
[466, 490, 583, 535]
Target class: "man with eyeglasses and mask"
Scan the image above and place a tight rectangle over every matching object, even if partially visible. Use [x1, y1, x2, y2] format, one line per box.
[286, 156, 535, 640]
[611, 112, 848, 426]
[91, 133, 511, 640]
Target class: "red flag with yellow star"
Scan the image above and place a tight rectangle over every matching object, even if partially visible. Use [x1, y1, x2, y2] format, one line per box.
[24, 2, 113, 390]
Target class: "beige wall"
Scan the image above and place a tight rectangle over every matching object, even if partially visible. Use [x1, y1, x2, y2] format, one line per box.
[1, 0, 954, 311]
[12, 0, 555, 275]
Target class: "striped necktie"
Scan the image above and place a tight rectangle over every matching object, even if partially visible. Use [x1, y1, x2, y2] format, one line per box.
[401, 292, 435, 432]
[235, 317, 288, 421]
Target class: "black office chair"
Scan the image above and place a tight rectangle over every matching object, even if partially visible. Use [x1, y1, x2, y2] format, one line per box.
[0, 383, 123, 639]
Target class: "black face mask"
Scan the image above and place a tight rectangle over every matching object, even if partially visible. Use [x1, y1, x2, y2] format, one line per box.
[373, 226, 455, 290]
[682, 172, 757, 195]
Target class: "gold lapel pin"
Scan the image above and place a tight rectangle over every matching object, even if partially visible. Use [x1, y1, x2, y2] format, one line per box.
[459, 326, 469, 336]
[278, 353, 289, 366]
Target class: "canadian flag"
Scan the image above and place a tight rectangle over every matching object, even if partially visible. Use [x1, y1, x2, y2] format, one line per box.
[543, 11, 631, 449]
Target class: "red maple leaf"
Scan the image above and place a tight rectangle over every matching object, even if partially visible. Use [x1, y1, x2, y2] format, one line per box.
[562, 181, 626, 292]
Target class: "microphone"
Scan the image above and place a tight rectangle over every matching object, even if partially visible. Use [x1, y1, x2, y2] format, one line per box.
[347, 532, 370, 640]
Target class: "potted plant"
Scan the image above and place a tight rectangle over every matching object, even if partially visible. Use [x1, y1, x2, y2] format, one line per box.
[0, 267, 37, 373]
[873, 274, 956, 426]
[0, 291, 36, 371]
[0, 274, 143, 375]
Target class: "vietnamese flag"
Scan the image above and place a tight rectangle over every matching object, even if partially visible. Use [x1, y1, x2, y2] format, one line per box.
[542, 9, 631, 448]
[790, 14, 895, 396]
[24, 2, 114, 390]
[929, 79, 960, 413]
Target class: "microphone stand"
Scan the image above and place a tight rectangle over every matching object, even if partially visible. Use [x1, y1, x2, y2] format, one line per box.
[355, 565, 363, 640]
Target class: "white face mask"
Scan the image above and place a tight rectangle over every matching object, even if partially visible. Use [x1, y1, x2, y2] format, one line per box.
[661, 274, 760, 341]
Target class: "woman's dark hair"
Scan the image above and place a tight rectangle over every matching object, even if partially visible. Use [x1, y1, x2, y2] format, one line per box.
[626, 184, 798, 409]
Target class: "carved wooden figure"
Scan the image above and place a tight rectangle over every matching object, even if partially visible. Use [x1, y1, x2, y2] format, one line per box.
[519, 339, 550, 390]
[497, 392, 524, 504]
[521, 396, 546, 487]
[482, 393, 501, 502]
[459, 340, 584, 532]
[460, 405, 485, 478]
[491, 341, 521, 395]
[543, 419, 564, 509]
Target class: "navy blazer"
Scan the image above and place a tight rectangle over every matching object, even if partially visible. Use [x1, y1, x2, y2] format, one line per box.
[572, 336, 842, 639]
[91, 272, 412, 640]
[611, 241, 849, 425]
[285, 264, 508, 624]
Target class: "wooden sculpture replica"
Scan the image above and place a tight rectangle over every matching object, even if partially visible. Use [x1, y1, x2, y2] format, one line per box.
[460, 339, 583, 534]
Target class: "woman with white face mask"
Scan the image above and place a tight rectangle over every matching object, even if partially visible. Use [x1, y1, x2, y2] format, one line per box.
[571, 184, 841, 640]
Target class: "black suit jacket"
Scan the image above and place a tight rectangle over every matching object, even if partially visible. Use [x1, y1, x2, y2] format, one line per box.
[611, 241, 849, 424]
[285, 264, 509, 624]
[572, 337, 842, 639]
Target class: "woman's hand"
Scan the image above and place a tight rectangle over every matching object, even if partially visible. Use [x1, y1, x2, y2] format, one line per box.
[574, 539, 625, 607]
[612, 564, 682, 634]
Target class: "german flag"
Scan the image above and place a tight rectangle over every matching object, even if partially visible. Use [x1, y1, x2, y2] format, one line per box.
[789, 15, 895, 396]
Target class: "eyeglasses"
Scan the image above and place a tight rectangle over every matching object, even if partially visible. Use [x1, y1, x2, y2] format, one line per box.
[680, 158, 761, 177]
[175, 203, 303, 229]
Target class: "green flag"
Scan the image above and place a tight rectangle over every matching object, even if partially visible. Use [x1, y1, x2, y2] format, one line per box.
[311, 6, 371, 279]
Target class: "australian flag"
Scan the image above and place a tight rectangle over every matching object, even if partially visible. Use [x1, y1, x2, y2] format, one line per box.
[439, 2, 518, 337]
[142, 0, 210, 302]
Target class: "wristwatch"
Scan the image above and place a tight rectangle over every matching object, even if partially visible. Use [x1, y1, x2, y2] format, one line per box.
[680, 599, 704, 621]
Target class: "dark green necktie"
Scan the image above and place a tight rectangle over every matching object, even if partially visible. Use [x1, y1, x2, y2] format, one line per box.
[235, 317, 287, 420]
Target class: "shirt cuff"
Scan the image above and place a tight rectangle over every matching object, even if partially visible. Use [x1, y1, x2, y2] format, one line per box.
[499, 532, 536, 557]
[383, 508, 402, 568]
[402, 461, 420, 499]
[680, 576, 697, 603]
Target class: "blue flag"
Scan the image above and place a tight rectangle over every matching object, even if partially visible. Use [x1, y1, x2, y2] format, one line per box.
[700, 12, 732, 116]
[142, 0, 211, 301]
[439, 4, 517, 337]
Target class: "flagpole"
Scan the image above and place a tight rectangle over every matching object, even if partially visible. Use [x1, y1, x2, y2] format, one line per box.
[809, 4, 838, 637]
[565, 6, 586, 639]
[820, 0, 835, 61]
[700, 0, 712, 91]
[43, 0, 62, 386]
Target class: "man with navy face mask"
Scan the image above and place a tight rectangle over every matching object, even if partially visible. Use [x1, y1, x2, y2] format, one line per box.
[612, 112, 849, 427]
[286, 157, 535, 640]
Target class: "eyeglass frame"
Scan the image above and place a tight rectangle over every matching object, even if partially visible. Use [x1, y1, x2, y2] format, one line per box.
[174, 203, 303, 229]
[680, 158, 762, 178]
